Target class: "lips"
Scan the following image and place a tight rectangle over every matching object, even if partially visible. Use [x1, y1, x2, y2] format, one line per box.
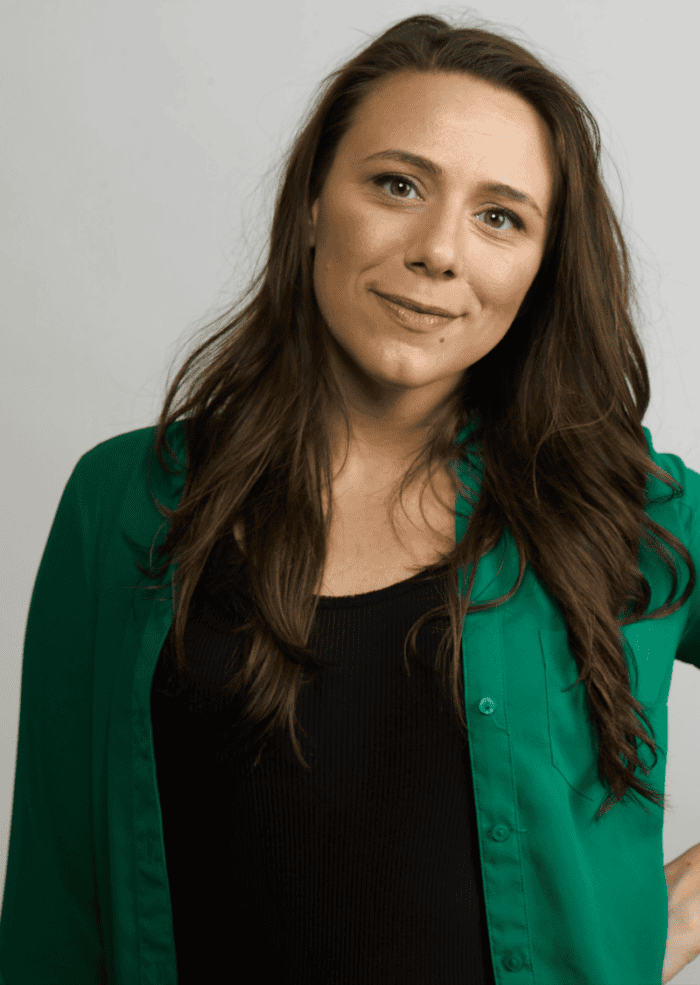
[374, 291, 458, 331]
[374, 291, 458, 318]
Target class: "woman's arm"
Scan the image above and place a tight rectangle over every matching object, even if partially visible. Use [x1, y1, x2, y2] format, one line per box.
[663, 842, 700, 983]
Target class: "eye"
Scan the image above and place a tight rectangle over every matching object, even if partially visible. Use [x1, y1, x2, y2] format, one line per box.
[371, 172, 525, 235]
[372, 173, 422, 201]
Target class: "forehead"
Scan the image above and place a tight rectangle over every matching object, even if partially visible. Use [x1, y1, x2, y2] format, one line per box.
[351, 71, 543, 140]
[340, 71, 554, 205]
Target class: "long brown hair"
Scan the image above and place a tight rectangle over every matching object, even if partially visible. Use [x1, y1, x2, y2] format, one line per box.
[132, 12, 695, 821]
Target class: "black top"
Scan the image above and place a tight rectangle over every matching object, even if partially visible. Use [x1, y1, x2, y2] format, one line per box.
[150, 531, 496, 984]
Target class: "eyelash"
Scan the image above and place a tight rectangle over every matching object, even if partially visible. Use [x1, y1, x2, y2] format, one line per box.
[371, 172, 525, 235]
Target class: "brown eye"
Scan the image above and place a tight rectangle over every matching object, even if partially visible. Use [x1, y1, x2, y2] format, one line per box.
[373, 173, 419, 199]
[476, 208, 524, 233]
[372, 173, 525, 236]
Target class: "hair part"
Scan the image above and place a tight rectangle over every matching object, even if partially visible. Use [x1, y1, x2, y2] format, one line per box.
[133, 11, 695, 822]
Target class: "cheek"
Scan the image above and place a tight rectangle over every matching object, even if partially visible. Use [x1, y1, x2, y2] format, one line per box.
[319, 201, 393, 265]
[479, 259, 539, 319]
[313, 216, 379, 317]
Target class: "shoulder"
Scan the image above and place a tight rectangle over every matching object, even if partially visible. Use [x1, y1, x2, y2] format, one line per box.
[74, 420, 187, 492]
[643, 426, 700, 545]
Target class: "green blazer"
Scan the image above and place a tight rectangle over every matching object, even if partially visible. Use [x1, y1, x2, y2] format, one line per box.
[2, 418, 699, 984]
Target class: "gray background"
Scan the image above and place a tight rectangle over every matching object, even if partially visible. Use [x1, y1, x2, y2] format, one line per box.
[2, 1, 699, 980]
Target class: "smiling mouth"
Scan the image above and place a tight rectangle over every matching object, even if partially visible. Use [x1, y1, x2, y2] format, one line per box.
[374, 291, 458, 318]
[374, 292, 459, 331]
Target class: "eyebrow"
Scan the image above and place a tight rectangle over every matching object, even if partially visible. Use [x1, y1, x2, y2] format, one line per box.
[363, 148, 544, 219]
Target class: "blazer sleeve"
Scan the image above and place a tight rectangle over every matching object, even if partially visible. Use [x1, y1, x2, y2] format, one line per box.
[0, 456, 107, 984]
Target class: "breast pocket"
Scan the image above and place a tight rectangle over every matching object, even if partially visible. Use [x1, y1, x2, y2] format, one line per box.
[540, 628, 605, 801]
[540, 625, 672, 803]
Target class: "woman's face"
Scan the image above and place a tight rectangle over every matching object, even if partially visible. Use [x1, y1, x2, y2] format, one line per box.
[308, 70, 554, 438]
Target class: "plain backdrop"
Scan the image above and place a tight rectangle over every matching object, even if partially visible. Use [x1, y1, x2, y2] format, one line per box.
[2, 0, 699, 979]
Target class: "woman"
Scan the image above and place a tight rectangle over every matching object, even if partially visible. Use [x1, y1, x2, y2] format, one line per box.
[2, 12, 700, 984]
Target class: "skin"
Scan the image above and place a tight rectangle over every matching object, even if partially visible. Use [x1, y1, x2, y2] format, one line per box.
[663, 843, 700, 983]
[308, 69, 553, 492]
